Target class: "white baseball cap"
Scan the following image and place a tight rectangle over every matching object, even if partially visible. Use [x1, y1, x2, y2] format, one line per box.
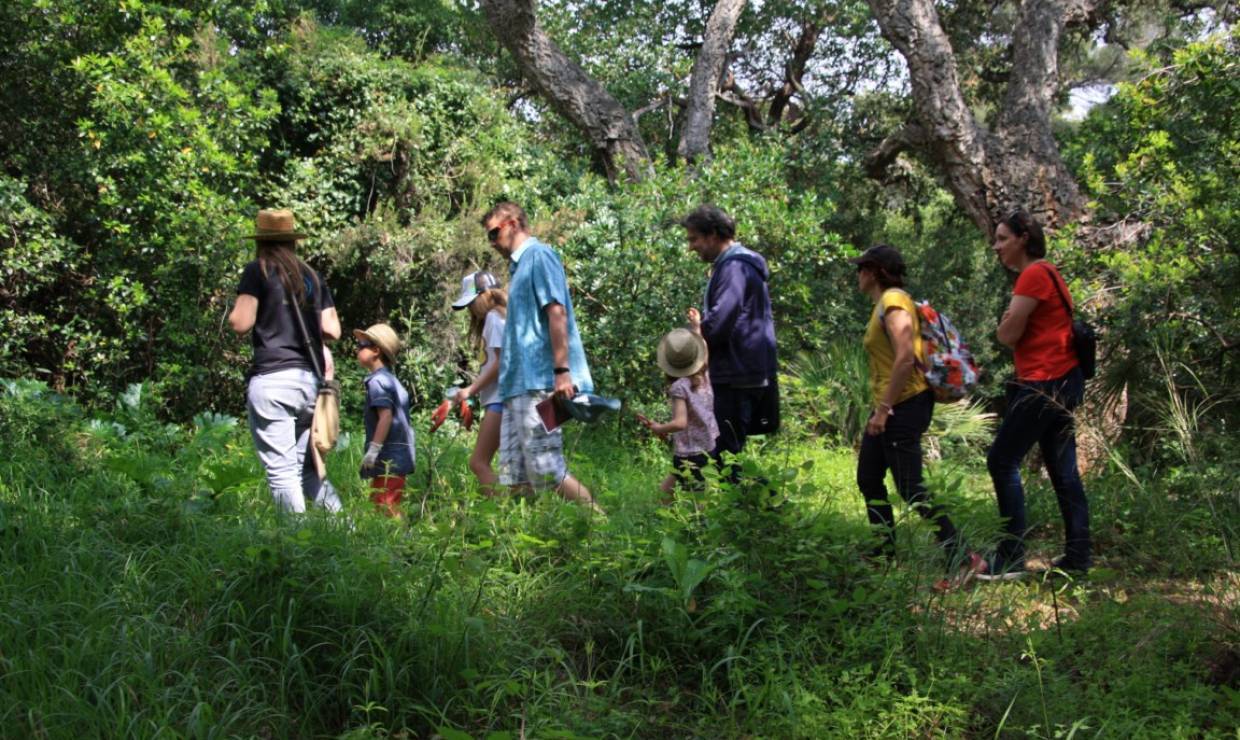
[451, 271, 500, 309]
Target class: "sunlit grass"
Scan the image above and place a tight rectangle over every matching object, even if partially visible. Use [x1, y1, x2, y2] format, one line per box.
[0, 383, 1236, 738]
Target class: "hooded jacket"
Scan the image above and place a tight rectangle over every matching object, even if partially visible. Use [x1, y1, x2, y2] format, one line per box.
[700, 243, 777, 385]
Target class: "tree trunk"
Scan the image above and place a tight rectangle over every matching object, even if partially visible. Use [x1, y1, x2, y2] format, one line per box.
[678, 0, 748, 162]
[864, 0, 1097, 235]
[479, 0, 652, 182]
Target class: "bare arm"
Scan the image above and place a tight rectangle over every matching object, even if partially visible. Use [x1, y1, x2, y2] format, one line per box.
[637, 397, 689, 441]
[881, 308, 917, 410]
[997, 295, 1039, 348]
[546, 302, 574, 399]
[650, 397, 689, 436]
[320, 307, 341, 341]
[228, 294, 258, 334]
[867, 307, 917, 435]
[458, 347, 502, 403]
[372, 407, 393, 447]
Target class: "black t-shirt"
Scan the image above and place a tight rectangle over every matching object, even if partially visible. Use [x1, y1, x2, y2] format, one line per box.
[237, 260, 335, 378]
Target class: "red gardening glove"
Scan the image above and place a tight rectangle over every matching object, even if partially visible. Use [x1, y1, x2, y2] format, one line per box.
[459, 399, 474, 431]
[430, 399, 450, 432]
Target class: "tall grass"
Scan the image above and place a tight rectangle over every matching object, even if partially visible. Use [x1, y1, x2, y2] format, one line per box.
[0, 380, 1236, 737]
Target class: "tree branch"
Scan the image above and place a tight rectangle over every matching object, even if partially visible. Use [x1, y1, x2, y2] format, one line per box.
[678, 0, 749, 162]
[479, 0, 652, 182]
[865, 0, 994, 233]
[864, 122, 928, 179]
[717, 69, 769, 132]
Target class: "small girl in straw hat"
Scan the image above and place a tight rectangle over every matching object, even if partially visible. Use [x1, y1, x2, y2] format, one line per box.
[353, 322, 416, 517]
[637, 322, 719, 501]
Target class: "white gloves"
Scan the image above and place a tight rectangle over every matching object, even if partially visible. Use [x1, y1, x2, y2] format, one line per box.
[361, 441, 383, 469]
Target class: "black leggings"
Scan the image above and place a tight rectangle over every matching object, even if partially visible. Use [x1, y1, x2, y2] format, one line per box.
[856, 390, 961, 555]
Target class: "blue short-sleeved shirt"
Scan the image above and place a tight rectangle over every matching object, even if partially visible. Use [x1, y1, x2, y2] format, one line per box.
[499, 237, 593, 401]
[362, 367, 416, 478]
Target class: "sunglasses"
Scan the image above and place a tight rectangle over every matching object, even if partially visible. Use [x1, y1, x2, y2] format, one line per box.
[486, 218, 513, 243]
[357, 339, 375, 350]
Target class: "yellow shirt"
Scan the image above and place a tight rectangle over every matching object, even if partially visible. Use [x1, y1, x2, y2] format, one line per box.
[863, 288, 928, 405]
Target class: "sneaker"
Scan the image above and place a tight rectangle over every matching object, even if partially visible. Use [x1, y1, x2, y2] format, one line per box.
[1048, 554, 1090, 575]
[974, 557, 1028, 582]
[932, 551, 988, 592]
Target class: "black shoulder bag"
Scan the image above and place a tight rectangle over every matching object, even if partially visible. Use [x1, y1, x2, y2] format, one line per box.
[1040, 264, 1096, 380]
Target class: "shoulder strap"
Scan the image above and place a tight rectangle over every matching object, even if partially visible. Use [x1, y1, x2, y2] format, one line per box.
[289, 266, 325, 383]
[1039, 263, 1074, 317]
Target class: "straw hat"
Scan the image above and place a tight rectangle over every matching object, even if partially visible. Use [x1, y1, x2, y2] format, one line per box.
[245, 209, 308, 242]
[656, 328, 708, 377]
[352, 323, 401, 365]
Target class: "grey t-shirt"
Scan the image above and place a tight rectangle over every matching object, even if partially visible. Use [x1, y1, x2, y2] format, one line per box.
[362, 367, 416, 477]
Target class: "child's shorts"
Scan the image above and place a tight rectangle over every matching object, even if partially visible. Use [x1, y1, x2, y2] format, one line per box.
[369, 474, 406, 517]
[485, 402, 504, 414]
[672, 453, 710, 491]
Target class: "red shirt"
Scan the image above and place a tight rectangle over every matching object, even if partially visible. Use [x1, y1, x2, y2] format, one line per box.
[1013, 262, 1079, 381]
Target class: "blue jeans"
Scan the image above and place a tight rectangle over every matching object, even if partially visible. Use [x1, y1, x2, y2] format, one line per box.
[987, 366, 1090, 570]
[247, 368, 341, 514]
[856, 390, 962, 556]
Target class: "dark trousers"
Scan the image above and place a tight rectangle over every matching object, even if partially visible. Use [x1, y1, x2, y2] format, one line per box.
[711, 383, 767, 459]
[672, 453, 710, 491]
[986, 366, 1090, 570]
[856, 390, 961, 555]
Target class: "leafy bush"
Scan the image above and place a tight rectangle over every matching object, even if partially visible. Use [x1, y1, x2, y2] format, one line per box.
[1063, 28, 1240, 456]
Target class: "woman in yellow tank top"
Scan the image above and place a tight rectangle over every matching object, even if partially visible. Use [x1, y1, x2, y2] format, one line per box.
[851, 245, 984, 589]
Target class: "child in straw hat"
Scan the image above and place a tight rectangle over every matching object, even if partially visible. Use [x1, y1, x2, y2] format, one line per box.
[353, 323, 416, 517]
[637, 323, 719, 501]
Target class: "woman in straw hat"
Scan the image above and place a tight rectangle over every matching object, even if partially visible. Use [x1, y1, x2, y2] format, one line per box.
[229, 209, 342, 514]
[637, 325, 719, 502]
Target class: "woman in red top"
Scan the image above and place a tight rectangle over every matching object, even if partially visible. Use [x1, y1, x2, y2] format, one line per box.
[977, 210, 1091, 580]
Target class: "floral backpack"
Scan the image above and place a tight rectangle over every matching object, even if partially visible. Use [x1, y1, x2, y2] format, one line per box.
[914, 301, 981, 403]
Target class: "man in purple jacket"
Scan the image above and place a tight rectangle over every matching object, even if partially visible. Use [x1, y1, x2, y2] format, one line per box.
[682, 204, 778, 468]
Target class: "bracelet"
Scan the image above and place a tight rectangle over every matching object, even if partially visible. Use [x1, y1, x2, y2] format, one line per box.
[554, 367, 570, 375]
[878, 402, 894, 413]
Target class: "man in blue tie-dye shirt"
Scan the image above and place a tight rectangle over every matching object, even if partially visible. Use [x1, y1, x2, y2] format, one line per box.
[481, 201, 602, 513]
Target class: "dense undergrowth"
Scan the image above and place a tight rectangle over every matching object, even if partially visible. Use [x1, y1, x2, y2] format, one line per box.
[1, 379, 1237, 738]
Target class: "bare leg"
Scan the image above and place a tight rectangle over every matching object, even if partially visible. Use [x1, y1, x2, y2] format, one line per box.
[557, 474, 604, 514]
[470, 411, 502, 496]
[659, 473, 677, 504]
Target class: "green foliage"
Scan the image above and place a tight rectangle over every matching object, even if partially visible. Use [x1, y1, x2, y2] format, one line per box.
[784, 343, 871, 443]
[536, 138, 850, 401]
[1063, 28, 1240, 455]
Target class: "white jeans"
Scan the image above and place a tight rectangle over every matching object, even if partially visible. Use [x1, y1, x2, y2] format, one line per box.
[246, 368, 341, 513]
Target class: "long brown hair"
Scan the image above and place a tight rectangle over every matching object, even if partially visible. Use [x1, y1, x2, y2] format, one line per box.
[467, 288, 508, 360]
[665, 367, 709, 391]
[256, 240, 318, 305]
